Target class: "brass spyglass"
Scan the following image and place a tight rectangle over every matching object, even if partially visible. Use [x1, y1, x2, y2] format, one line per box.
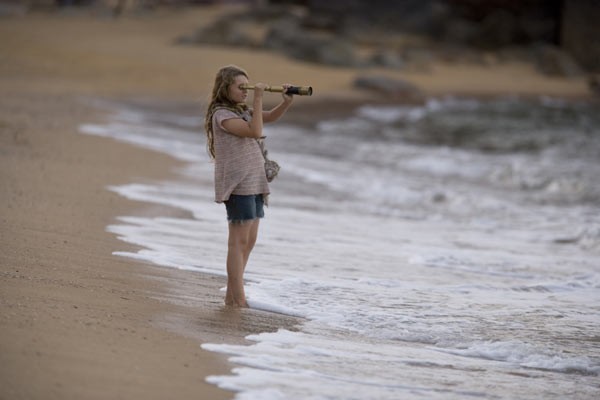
[241, 84, 313, 96]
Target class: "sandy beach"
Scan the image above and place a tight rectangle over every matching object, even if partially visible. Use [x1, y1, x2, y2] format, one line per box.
[0, 4, 594, 399]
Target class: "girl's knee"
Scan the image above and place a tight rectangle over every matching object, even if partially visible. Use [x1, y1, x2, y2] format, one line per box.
[228, 228, 251, 250]
[228, 234, 247, 247]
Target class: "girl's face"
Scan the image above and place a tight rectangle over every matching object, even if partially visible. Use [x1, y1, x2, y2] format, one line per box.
[228, 74, 249, 104]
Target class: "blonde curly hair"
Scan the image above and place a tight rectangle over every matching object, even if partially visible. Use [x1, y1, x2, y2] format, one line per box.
[204, 65, 249, 159]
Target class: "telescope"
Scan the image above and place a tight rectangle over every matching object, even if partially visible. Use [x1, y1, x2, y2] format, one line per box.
[240, 84, 313, 96]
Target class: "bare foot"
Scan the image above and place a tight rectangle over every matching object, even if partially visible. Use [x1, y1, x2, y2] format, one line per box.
[224, 298, 248, 308]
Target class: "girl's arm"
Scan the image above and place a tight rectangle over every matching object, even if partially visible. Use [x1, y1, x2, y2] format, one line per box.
[222, 83, 266, 138]
[263, 85, 294, 123]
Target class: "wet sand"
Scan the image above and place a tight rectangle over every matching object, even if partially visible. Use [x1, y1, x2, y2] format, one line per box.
[0, 4, 593, 399]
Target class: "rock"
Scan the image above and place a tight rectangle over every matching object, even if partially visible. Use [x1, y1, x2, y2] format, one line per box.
[353, 75, 424, 100]
[441, 19, 480, 45]
[264, 22, 357, 67]
[476, 9, 520, 48]
[315, 39, 357, 67]
[589, 75, 600, 96]
[262, 20, 297, 50]
[370, 49, 405, 69]
[0, 2, 28, 16]
[561, 0, 600, 72]
[496, 46, 535, 63]
[433, 1, 560, 49]
[402, 47, 435, 72]
[243, 5, 303, 24]
[306, 0, 437, 35]
[534, 44, 584, 78]
[177, 18, 257, 47]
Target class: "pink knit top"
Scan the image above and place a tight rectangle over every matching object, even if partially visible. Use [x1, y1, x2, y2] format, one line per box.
[212, 108, 270, 203]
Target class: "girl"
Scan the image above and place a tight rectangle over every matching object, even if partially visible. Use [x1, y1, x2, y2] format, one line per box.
[204, 65, 294, 307]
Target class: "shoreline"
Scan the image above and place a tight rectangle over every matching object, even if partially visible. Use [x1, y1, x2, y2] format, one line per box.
[0, 6, 596, 399]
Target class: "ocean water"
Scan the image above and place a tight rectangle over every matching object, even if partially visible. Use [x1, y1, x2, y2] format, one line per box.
[80, 96, 600, 399]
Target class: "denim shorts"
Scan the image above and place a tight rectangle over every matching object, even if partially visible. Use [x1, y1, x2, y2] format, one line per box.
[224, 194, 265, 224]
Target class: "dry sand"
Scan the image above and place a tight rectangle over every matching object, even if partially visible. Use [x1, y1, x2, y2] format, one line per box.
[0, 4, 594, 400]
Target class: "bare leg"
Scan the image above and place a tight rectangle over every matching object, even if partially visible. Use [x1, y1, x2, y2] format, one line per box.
[242, 219, 260, 272]
[224, 219, 260, 307]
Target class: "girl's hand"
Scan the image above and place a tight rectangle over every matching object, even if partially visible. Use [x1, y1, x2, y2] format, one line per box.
[253, 82, 267, 95]
[282, 83, 294, 102]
